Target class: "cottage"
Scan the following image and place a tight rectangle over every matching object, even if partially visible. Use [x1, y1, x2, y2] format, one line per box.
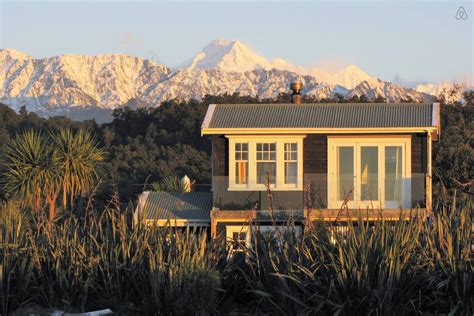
[135, 83, 440, 241]
[201, 83, 440, 239]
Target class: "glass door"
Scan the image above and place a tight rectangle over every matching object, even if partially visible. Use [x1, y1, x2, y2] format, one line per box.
[358, 146, 380, 208]
[384, 146, 403, 208]
[334, 145, 356, 208]
[328, 137, 410, 210]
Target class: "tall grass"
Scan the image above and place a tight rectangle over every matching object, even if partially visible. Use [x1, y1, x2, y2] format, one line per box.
[237, 202, 472, 315]
[1, 197, 472, 315]
[1, 199, 220, 315]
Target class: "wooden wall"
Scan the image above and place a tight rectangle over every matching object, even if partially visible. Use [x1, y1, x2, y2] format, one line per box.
[411, 133, 427, 174]
[411, 133, 427, 207]
[303, 134, 327, 173]
[212, 136, 228, 177]
[211, 133, 428, 208]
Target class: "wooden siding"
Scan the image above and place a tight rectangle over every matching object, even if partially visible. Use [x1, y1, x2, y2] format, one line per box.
[303, 134, 327, 173]
[211, 133, 427, 209]
[412, 133, 427, 173]
[411, 133, 427, 207]
[212, 136, 228, 177]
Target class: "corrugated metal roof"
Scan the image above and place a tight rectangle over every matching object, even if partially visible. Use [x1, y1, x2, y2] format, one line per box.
[204, 103, 434, 129]
[139, 192, 212, 221]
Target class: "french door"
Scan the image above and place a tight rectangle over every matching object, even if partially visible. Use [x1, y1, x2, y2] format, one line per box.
[328, 137, 411, 209]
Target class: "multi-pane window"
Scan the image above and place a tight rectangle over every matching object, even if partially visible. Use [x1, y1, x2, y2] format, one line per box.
[284, 143, 298, 184]
[228, 137, 304, 190]
[234, 143, 248, 184]
[232, 232, 247, 249]
[256, 143, 276, 184]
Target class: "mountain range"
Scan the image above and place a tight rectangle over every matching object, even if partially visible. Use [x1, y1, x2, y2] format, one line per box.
[0, 39, 467, 121]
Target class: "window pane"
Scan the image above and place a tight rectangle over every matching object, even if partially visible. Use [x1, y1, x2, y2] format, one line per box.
[291, 143, 297, 151]
[242, 143, 248, 151]
[361, 146, 378, 201]
[232, 232, 247, 249]
[257, 162, 276, 184]
[338, 147, 354, 201]
[236, 143, 241, 151]
[285, 162, 297, 184]
[385, 146, 402, 202]
[257, 143, 262, 151]
[290, 152, 297, 160]
[235, 161, 248, 184]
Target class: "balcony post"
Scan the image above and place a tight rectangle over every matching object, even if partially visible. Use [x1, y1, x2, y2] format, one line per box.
[426, 132, 433, 215]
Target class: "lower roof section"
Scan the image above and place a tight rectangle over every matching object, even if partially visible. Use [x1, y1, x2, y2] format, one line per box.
[135, 191, 212, 224]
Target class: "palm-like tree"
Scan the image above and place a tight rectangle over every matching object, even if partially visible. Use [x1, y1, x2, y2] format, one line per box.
[3, 128, 105, 223]
[51, 128, 105, 209]
[3, 130, 59, 216]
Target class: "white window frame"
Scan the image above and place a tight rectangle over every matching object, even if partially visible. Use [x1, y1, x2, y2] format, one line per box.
[233, 142, 249, 187]
[227, 135, 305, 191]
[327, 136, 412, 209]
[226, 225, 251, 252]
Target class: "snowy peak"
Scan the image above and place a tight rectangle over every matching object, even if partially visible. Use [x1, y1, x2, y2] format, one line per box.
[0, 48, 32, 61]
[335, 65, 376, 89]
[185, 39, 273, 72]
[184, 39, 379, 89]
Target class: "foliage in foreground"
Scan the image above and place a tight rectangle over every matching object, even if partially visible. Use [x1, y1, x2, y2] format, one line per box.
[1, 196, 472, 315]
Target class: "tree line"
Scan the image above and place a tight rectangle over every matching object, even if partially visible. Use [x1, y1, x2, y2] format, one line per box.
[0, 91, 472, 213]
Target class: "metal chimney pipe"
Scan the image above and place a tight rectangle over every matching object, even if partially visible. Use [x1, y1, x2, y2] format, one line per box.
[290, 82, 303, 104]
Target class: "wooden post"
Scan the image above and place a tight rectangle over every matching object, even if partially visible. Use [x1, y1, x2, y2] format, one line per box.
[210, 209, 218, 238]
[426, 132, 433, 215]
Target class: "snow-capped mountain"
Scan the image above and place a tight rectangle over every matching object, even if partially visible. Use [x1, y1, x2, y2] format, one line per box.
[184, 39, 274, 72]
[416, 81, 472, 104]
[0, 48, 171, 113]
[182, 39, 377, 89]
[0, 41, 443, 121]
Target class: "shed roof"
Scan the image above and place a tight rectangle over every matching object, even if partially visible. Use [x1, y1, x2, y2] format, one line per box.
[136, 192, 212, 224]
[201, 103, 439, 134]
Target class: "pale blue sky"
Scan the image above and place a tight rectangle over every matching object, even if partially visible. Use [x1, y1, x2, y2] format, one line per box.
[1, 1, 472, 85]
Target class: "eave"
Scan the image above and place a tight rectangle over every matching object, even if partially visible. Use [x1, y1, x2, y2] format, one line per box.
[202, 126, 439, 137]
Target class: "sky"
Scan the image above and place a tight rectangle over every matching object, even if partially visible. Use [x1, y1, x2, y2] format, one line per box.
[0, 0, 472, 86]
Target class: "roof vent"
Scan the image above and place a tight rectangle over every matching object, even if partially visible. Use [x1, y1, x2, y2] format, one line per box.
[290, 82, 303, 104]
